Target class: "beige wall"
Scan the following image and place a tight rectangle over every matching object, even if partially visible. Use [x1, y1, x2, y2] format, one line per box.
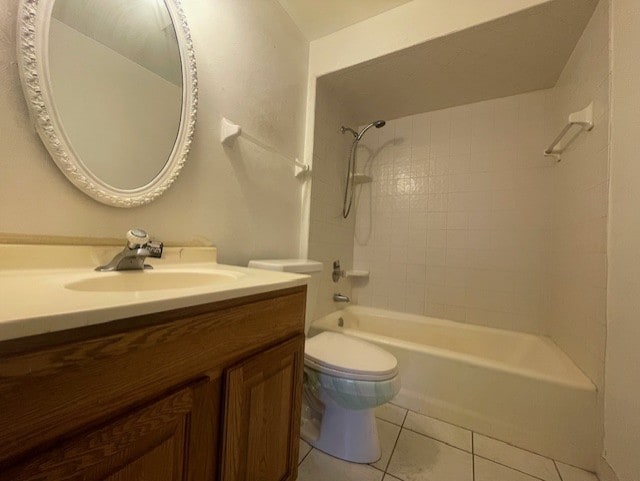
[0, 0, 308, 266]
[548, 0, 610, 434]
[605, 0, 640, 479]
[351, 91, 554, 333]
[307, 81, 359, 320]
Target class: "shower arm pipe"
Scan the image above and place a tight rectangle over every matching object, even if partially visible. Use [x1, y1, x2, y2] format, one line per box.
[340, 126, 358, 138]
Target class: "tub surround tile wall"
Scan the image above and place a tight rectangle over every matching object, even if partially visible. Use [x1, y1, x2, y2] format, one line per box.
[307, 82, 360, 320]
[352, 91, 554, 334]
[0, 0, 308, 266]
[546, 0, 610, 465]
[548, 0, 610, 397]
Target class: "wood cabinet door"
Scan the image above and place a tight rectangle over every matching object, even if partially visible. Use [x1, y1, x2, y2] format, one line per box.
[221, 336, 305, 481]
[1, 379, 219, 481]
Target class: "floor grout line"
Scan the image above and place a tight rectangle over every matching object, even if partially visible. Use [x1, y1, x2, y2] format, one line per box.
[553, 459, 564, 481]
[472, 432, 475, 481]
[382, 417, 405, 475]
[400, 408, 409, 427]
[473, 453, 550, 481]
[400, 426, 473, 454]
[392, 402, 473, 433]
[469, 430, 557, 462]
[298, 445, 313, 466]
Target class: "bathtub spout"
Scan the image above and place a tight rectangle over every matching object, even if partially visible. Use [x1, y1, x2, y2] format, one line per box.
[333, 293, 351, 303]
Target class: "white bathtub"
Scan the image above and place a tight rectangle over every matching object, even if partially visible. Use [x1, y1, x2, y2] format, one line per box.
[310, 306, 599, 470]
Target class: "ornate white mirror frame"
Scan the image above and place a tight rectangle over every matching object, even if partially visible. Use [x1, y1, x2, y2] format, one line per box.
[16, 0, 198, 208]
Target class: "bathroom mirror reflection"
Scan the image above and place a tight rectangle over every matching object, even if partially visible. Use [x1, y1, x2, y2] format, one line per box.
[49, 0, 182, 190]
[17, 0, 197, 207]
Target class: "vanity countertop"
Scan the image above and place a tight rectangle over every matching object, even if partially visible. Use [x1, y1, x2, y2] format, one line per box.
[0, 245, 308, 342]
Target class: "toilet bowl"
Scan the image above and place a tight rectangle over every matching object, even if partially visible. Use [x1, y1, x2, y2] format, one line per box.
[247, 259, 400, 463]
[302, 331, 400, 463]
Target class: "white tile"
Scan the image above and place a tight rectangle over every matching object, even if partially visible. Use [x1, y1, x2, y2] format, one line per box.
[473, 434, 561, 481]
[371, 419, 401, 470]
[555, 462, 599, 481]
[298, 439, 312, 464]
[297, 449, 384, 481]
[387, 429, 473, 481]
[403, 411, 472, 452]
[475, 456, 542, 481]
[375, 403, 408, 426]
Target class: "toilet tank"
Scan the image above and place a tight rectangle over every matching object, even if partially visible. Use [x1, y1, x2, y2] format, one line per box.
[247, 259, 323, 335]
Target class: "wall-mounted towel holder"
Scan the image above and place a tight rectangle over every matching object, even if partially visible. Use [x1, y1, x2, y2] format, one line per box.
[544, 102, 594, 162]
[220, 117, 241, 146]
[220, 117, 310, 178]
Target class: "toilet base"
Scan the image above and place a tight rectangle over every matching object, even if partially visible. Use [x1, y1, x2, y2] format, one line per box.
[302, 392, 381, 464]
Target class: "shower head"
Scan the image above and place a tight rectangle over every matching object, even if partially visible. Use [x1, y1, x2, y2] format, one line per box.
[341, 120, 386, 141]
[356, 119, 386, 141]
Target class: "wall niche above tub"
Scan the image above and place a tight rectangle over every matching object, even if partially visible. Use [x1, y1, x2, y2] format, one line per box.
[319, 0, 599, 125]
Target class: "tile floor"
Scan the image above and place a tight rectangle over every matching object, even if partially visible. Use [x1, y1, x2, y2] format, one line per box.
[297, 403, 599, 481]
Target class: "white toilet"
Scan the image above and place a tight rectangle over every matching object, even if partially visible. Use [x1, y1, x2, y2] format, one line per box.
[248, 259, 401, 463]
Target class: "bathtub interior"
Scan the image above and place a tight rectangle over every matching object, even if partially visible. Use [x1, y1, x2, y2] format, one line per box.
[312, 305, 594, 390]
[309, 305, 599, 469]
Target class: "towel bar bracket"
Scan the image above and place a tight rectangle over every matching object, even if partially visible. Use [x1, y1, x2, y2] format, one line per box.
[544, 102, 594, 162]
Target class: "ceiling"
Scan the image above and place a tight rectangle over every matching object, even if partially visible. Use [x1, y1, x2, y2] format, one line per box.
[276, 0, 413, 40]
[319, 0, 600, 124]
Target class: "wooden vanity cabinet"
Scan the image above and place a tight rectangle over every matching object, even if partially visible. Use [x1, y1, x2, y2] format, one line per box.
[0, 286, 306, 481]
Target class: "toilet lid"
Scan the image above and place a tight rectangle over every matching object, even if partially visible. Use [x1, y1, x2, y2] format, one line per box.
[305, 332, 398, 381]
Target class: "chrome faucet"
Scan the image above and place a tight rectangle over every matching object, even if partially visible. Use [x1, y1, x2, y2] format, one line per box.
[333, 293, 351, 303]
[96, 229, 154, 272]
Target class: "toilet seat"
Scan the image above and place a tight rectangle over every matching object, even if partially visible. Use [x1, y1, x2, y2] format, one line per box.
[305, 331, 398, 382]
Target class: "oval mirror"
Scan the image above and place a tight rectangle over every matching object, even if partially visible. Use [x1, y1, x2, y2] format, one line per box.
[17, 0, 197, 207]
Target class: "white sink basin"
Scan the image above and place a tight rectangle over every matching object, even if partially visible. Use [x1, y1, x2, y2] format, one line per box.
[65, 270, 242, 292]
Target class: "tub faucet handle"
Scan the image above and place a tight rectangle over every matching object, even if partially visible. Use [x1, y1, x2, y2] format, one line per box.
[333, 293, 350, 303]
[332, 260, 345, 283]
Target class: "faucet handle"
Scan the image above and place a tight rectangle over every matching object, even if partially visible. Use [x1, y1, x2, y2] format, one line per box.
[126, 229, 150, 248]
